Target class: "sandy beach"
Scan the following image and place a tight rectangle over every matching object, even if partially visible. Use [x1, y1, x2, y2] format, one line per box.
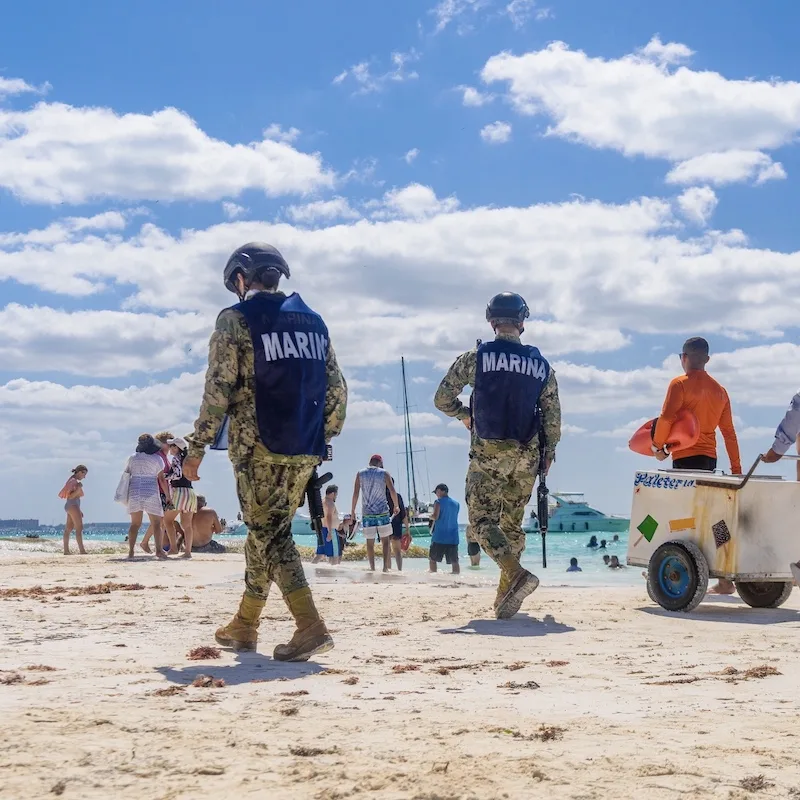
[2, 550, 800, 800]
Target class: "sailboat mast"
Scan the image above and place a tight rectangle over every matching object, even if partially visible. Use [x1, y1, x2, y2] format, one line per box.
[401, 357, 419, 511]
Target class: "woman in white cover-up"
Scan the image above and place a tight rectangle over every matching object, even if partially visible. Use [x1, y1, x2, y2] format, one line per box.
[124, 434, 168, 560]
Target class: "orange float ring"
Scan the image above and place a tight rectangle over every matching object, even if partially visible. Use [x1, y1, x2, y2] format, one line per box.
[628, 409, 699, 456]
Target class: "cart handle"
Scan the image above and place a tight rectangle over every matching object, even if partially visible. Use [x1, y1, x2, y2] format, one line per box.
[696, 454, 763, 491]
[695, 452, 800, 491]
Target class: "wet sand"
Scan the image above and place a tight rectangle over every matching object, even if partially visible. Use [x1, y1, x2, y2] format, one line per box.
[1, 551, 800, 799]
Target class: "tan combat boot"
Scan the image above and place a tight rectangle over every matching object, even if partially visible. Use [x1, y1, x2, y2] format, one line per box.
[273, 587, 334, 662]
[493, 570, 511, 613]
[215, 593, 266, 651]
[495, 567, 539, 620]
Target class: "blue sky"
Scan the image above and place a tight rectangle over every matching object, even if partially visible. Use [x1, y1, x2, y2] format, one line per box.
[2, 0, 800, 524]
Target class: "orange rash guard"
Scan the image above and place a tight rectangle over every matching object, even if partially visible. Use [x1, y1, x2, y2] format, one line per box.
[653, 370, 742, 474]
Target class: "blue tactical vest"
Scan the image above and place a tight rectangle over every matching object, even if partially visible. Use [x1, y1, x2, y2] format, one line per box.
[472, 339, 550, 444]
[232, 292, 329, 458]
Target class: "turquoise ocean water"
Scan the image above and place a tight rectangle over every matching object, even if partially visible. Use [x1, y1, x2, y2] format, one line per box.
[1, 523, 635, 584]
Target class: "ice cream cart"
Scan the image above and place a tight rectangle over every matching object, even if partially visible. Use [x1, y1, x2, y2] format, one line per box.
[627, 455, 799, 612]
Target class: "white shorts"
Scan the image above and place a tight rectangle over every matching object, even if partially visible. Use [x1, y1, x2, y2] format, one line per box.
[363, 524, 392, 540]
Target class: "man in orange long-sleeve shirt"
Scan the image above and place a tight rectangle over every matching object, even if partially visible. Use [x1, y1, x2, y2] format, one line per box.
[652, 337, 742, 594]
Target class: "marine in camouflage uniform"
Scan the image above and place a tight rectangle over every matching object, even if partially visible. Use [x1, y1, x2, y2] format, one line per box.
[185, 242, 347, 661]
[434, 294, 561, 618]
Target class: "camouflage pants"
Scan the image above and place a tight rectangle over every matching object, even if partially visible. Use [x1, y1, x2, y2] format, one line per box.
[465, 452, 537, 568]
[233, 458, 314, 601]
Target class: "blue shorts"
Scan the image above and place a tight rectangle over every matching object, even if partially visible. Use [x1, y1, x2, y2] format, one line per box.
[316, 527, 341, 558]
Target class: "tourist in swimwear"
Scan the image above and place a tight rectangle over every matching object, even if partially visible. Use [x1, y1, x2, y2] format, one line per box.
[124, 434, 168, 560]
[59, 465, 88, 555]
[163, 437, 198, 559]
[652, 337, 742, 595]
[191, 495, 226, 553]
[385, 478, 409, 571]
[602, 554, 611, 565]
[598, 539, 607, 550]
[141, 432, 174, 554]
[587, 535, 598, 548]
[324, 485, 343, 566]
[566, 557, 581, 572]
[350, 455, 399, 572]
[608, 555, 625, 569]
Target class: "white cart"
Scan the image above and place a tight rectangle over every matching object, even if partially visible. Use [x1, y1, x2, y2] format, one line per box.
[627, 455, 799, 612]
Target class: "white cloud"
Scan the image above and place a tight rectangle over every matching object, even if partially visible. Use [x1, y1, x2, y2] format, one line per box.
[6, 188, 800, 373]
[332, 50, 420, 94]
[481, 36, 800, 166]
[346, 399, 441, 431]
[381, 433, 465, 447]
[459, 86, 494, 107]
[430, 0, 490, 33]
[370, 183, 460, 219]
[286, 196, 361, 224]
[637, 35, 694, 67]
[666, 150, 787, 186]
[263, 123, 301, 143]
[412, 376, 431, 384]
[504, 0, 548, 28]
[0, 102, 333, 203]
[0, 304, 209, 377]
[0, 76, 49, 99]
[676, 186, 718, 226]
[404, 148, 420, 164]
[480, 121, 512, 144]
[222, 201, 247, 220]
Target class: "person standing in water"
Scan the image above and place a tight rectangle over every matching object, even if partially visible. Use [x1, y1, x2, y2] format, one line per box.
[59, 465, 88, 555]
[428, 484, 460, 575]
[323, 484, 343, 566]
[183, 242, 347, 661]
[385, 478, 409, 571]
[434, 292, 562, 619]
[350, 455, 399, 572]
[652, 337, 742, 595]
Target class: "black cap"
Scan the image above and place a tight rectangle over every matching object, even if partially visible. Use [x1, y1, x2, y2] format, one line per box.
[433, 483, 448, 493]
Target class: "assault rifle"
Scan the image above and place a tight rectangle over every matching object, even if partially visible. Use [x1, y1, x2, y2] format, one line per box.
[537, 429, 548, 569]
[307, 468, 333, 549]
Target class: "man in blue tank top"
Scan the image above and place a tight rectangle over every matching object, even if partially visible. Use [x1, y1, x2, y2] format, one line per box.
[184, 242, 348, 662]
[350, 454, 399, 571]
[434, 292, 561, 619]
[429, 484, 460, 574]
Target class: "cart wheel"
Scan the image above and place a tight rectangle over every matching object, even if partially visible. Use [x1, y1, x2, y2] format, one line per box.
[647, 541, 709, 612]
[735, 581, 794, 609]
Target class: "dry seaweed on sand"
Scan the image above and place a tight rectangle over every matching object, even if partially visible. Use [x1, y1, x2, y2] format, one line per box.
[289, 745, 338, 757]
[392, 664, 420, 673]
[740, 775, 774, 792]
[506, 661, 528, 671]
[280, 690, 309, 696]
[342, 676, 359, 685]
[498, 680, 540, 690]
[151, 685, 186, 697]
[544, 660, 569, 667]
[378, 628, 400, 636]
[186, 646, 222, 660]
[0, 582, 149, 600]
[0, 672, 24, 685]
[191, 674, 226, 688]
[279, 706, 300, 716]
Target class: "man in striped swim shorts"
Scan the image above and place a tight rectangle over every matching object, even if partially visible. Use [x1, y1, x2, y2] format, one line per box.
[350, 454, 399, 572]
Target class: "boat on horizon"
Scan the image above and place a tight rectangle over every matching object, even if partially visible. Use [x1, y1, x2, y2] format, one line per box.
[523, 492, 629, 534]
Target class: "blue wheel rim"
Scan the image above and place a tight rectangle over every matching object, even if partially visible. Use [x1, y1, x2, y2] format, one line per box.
[658, 554, 691, 599]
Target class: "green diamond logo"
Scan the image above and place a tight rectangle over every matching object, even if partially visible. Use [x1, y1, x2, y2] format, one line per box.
[637, 515, 658, 542]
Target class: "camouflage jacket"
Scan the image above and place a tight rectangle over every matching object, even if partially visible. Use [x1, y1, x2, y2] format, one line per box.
[186, 292, 348, 465]
[433, 332, 561, 461]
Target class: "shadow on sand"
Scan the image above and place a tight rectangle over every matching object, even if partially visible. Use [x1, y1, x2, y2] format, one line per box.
[438, 613, 575, 638]
[639, 599, 800, 625]
[155, 652, 326, 686]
